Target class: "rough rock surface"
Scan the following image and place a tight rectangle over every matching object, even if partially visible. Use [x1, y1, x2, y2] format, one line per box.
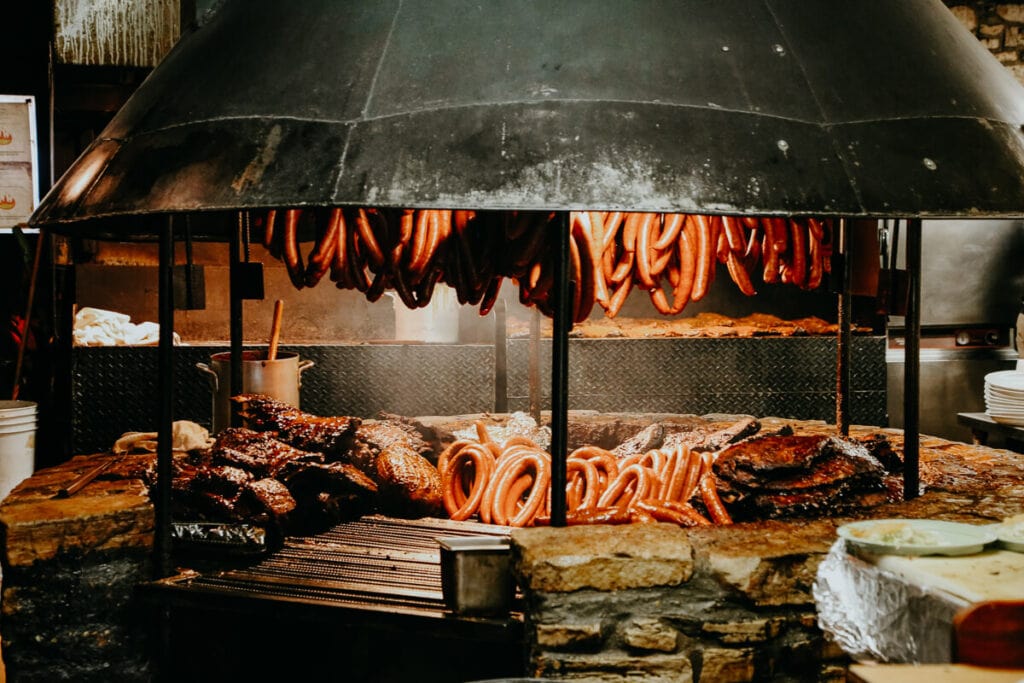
[510, 416, 1024, 682]
[0, 454, 154, 682]
[514, 524, 693, 593]
[2, 413, 1023, 682]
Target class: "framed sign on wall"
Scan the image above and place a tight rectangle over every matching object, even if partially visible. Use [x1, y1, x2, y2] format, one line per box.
[0, 95, 39, 230]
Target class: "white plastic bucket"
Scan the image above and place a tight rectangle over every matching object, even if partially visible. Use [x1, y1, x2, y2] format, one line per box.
[0, 415, 36, 429]
[0, 401, 37, 419]
[0, 401, 36, 501]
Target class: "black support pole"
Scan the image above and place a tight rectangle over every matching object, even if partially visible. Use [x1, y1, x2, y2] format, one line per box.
[903, 218, 922, 500]
[836, 218, 852, 436]
[155, 216, 175, 579]
[229, 213, 245, 420]
[549, 212, 572, 527]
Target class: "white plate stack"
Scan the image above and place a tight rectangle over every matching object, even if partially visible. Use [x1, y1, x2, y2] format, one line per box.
[984, 370, 1024, 426]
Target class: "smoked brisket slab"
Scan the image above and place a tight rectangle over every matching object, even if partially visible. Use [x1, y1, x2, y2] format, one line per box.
[212, 428, 324, 478]
[229, 395, 443, 518]
[713, 434, 886, 519]
[349, 421, 444, 516]
[232, 394, 360, 458]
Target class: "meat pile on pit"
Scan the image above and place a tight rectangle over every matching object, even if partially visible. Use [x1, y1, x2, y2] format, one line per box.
[170, 395, 442, 535]
[441, 420, 899, 528]
[712, 434, 892, 519]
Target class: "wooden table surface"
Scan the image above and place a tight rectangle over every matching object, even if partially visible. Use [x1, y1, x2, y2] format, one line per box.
[848, 663, 1024, 683]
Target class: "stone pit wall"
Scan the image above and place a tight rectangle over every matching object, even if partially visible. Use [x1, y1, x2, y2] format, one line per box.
[2, 415, 1023, 682]
[512, 521, 848, 683]
[946, 2, 1024, 81]
[0, 456, 154, 682]
[510, 419, 1024, 683]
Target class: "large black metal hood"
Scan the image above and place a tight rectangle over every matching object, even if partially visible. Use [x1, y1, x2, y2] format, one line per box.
[32, 0, 1024, 237]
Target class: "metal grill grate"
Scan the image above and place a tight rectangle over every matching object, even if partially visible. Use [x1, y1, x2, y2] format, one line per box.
[161, 516, 510, 616]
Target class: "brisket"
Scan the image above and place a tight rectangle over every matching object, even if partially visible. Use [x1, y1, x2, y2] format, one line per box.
[713, 434, 887, 519]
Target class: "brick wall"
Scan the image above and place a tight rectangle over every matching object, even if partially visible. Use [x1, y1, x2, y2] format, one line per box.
[945, 2, 1024, 81]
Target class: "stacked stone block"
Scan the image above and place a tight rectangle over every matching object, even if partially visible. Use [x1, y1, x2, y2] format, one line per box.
[946, 2, 1024, 81]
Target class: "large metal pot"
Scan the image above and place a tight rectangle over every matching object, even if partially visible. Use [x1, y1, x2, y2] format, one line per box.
[196, 350, 314, 434]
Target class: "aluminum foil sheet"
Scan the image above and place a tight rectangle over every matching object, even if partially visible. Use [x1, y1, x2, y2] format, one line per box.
[452, 412, 551, 451]
[171, 522, 269, 557]
[813, 540, 965, 664]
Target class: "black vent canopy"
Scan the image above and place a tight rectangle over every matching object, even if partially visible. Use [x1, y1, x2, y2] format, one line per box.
[32, 0, 1024, 237]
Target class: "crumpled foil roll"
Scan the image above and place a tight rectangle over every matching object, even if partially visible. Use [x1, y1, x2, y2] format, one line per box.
[813, 539, 964, 664]
[171, 522, 268, 554]
[453, 411, 551, 451]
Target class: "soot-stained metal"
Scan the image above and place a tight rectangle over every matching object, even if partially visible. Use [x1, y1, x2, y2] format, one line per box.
[31, 0, 1024, 238]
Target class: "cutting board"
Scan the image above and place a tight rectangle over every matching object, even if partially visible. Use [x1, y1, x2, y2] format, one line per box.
[848, 663, 1024, 683]
[873, 549, 1024, 603]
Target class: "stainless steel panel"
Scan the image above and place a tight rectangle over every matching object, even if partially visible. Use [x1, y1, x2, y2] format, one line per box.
[909, 220, 1024, 327]
[887, 347, 1019, 442]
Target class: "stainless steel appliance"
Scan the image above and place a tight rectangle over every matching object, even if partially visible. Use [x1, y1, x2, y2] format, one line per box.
[888, 219, 1024, 442]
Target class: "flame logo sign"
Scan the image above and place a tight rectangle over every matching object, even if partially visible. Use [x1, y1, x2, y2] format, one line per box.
[0, 130, 12, 145]
[0, 195, 16, 210]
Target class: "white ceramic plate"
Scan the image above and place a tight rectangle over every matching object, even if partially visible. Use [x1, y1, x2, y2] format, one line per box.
[985, 370, 1024, 391]
[997, 533, 1024, 553]
[994, 519, 1024, 552]
[983, 385, 1024, 395]
[985, 395, 1024, 406]
[985, 403, 1024, 413]
[985, 403, 1024, 414]
[990, 414, 1024, 426]
[985, 386, 1024, 400]
[838, 519, 998, 556]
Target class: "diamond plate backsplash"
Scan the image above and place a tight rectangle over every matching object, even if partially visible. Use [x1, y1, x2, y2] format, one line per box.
[506, 337, 887, 426]
[72, 344, 495, 453]
[73, 337, 885, 453]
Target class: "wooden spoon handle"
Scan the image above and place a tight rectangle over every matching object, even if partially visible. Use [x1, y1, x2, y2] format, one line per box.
[267, 299, 284, 360]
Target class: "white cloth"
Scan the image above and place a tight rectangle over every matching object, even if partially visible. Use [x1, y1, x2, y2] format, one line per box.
[73, 307, 179, 346]
[112, 421, 212, 454]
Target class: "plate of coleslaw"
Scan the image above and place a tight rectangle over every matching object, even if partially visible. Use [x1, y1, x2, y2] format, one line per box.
[838, 518, 998, 556]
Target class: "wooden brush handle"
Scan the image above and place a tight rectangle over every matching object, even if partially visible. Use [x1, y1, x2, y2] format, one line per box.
[267, 299, 284, 360]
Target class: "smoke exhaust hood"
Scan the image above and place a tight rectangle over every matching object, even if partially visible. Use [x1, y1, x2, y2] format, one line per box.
[30, 0, 1024, 237]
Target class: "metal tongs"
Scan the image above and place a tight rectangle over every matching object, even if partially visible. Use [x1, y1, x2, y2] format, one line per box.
[54, 454, 125, 498]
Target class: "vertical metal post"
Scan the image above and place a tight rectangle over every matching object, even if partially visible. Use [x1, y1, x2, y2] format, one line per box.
[903, 218, 922, 500]
[494, 299, 508, 413]
[836, 218, 852, 436]
[549, 213, 572, 527]
[229, 213, 245, 419]
[155, 216, 175, 579]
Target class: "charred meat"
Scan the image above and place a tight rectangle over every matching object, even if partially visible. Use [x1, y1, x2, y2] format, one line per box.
[229, 396, 443, 518]
[713, 434, 887, 519]
[661, 416, 761, 453]
[611, 423, 665, 458]
[232, 394, 360, 458]
[348, 420, 443, 516]
[374, 443, 444, 516]
[212, 427, 324, 478]
[170, 426, 380, 534]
